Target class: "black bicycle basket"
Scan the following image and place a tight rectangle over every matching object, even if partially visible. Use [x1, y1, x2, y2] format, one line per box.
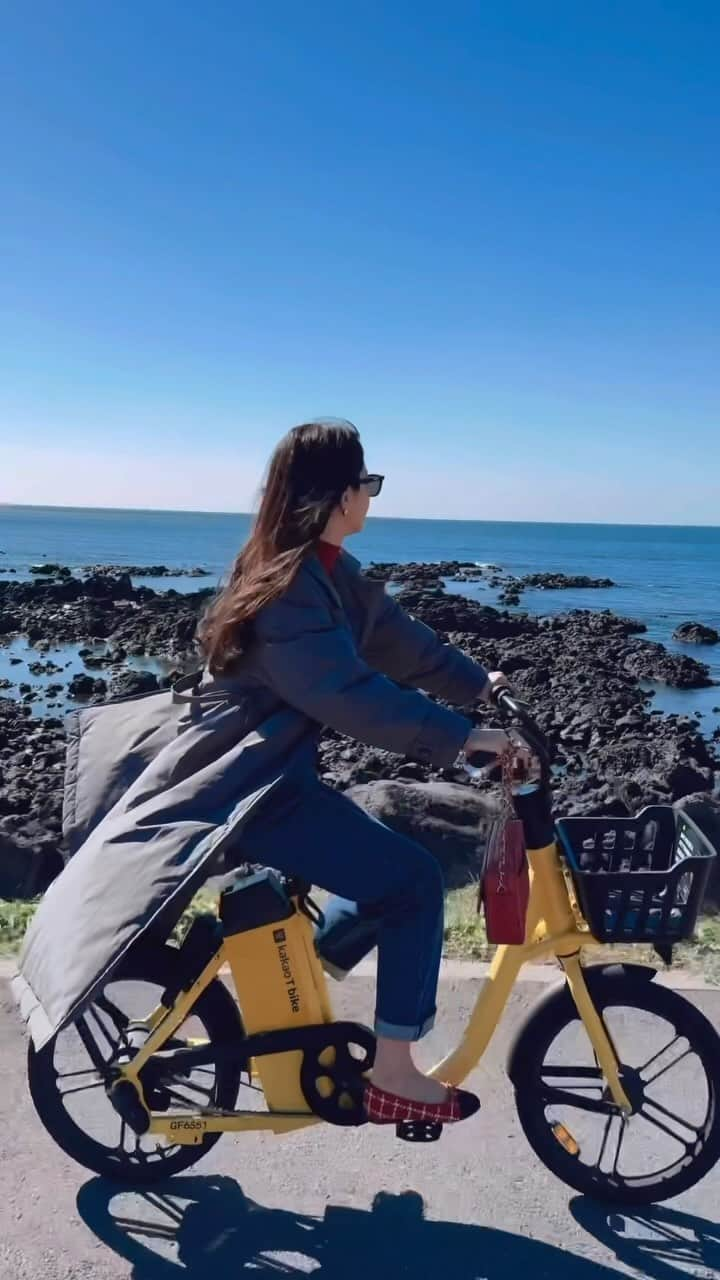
[556, 805, 716, 944]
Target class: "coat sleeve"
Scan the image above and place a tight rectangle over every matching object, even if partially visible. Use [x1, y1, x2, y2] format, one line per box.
[362, 585, 490, 705]
[253, 589, 471, 768]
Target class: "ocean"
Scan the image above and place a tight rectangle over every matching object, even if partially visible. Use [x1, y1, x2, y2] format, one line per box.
[1, 505, 719, 730]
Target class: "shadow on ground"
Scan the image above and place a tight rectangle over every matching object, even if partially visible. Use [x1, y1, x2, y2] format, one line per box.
[571, 1196, 720, 1280]
[76, 1173, 716, 1280]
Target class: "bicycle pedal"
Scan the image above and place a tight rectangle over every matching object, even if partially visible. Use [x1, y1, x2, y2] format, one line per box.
[396, 1120, 443, 1143]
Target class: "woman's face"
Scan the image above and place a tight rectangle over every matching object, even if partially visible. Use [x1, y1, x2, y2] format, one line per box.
[343, 465, 372, 534]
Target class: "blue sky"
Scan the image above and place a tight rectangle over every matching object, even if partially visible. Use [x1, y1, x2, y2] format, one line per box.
[2, 1, 718, 521]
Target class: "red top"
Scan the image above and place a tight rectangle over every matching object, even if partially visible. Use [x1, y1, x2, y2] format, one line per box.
[316, 540, 341, 574]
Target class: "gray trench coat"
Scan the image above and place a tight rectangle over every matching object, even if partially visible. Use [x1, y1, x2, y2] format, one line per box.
[14, 551, 489, 1048]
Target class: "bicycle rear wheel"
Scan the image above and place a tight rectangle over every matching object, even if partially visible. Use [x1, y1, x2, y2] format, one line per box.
[27, 943, 244, 1184]
[511, 969, 720, 1204]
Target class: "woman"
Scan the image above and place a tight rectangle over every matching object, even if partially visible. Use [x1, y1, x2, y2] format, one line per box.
[199, 419, 520, 1127]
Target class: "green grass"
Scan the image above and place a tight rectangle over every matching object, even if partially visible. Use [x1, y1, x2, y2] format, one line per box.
[689, 914, 720, 984]
[174, 889, 219, 941]
[0, 886, 492, 959]
[0, 898, 41, 953]
[443, 883, 491, 959]
[0, 892, 221, 957]
[3, 887, 719, 984]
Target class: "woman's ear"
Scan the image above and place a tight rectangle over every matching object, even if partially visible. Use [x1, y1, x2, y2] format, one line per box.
[340, 487, 350, 517]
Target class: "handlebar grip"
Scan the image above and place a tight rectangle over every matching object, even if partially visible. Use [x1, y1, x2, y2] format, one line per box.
[492, 687, 551, 778]
[493, 686, 524, 713]
[494, 686, 538, 730]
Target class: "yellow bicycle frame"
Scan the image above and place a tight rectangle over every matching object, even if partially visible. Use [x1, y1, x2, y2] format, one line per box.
[115, 837, 631, 1147]
[430, 843, 630, 1113]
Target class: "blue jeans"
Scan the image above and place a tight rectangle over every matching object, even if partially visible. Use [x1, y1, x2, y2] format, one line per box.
[239, 779, 444, 1040]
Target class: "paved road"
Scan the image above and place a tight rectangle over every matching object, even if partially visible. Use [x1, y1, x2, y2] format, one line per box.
[1, 964, 719, 1280]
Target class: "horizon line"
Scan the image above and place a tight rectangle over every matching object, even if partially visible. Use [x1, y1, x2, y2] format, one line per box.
[0, 501, 718, 532]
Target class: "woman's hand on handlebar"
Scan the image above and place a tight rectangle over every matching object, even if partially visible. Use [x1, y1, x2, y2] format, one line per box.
[480, 670, 511, 704]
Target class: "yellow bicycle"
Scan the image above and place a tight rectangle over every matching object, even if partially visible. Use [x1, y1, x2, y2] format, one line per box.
[27, 693, 720, 1204]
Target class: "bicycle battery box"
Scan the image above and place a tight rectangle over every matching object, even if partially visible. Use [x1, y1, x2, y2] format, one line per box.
[220, 868, 329, 1113]
[219, 868, 295, 936]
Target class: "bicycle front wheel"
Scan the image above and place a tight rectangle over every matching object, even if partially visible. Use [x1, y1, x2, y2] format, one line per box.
[512, 969, 720, 1204]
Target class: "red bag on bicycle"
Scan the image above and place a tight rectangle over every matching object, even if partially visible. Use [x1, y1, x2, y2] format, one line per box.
[477, 746, 530, 944]
[480, 815, 529, 944]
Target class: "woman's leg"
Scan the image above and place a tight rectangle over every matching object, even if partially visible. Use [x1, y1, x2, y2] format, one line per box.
[238, 779, 449, 1103]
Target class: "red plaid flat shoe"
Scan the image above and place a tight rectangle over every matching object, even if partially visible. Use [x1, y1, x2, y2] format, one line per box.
[364, 1081, 480, 1126]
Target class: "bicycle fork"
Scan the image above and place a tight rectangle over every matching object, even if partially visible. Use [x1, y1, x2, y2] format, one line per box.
[534, 841, 632, 1114]
[559, 954, 632, 1113]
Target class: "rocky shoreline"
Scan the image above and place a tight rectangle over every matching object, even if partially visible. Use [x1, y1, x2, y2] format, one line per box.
[1, 561, 719, 902]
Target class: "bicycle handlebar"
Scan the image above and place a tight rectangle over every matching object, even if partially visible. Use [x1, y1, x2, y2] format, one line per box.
[493, 686, 552, 785]
[463, 686, 552, 785]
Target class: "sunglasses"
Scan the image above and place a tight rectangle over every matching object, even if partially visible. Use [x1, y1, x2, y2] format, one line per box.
[359, 474, 384, 498]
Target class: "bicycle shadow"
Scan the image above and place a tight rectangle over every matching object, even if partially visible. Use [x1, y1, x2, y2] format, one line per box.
[79, 1173, 634, 1280]
[570, 1197, 720, 1280]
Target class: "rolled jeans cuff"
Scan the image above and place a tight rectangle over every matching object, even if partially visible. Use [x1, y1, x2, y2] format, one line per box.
[374, 1012, 436, 1042]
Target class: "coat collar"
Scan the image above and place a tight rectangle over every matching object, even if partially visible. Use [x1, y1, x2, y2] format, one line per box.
[304, 546, 362, 606]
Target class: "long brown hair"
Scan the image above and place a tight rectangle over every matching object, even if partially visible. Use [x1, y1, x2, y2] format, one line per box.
[200, 419, 365, 673]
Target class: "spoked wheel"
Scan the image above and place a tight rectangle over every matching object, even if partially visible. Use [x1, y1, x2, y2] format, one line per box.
[27, 944, 245, 1184]
[512, 970, 720, 1204]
